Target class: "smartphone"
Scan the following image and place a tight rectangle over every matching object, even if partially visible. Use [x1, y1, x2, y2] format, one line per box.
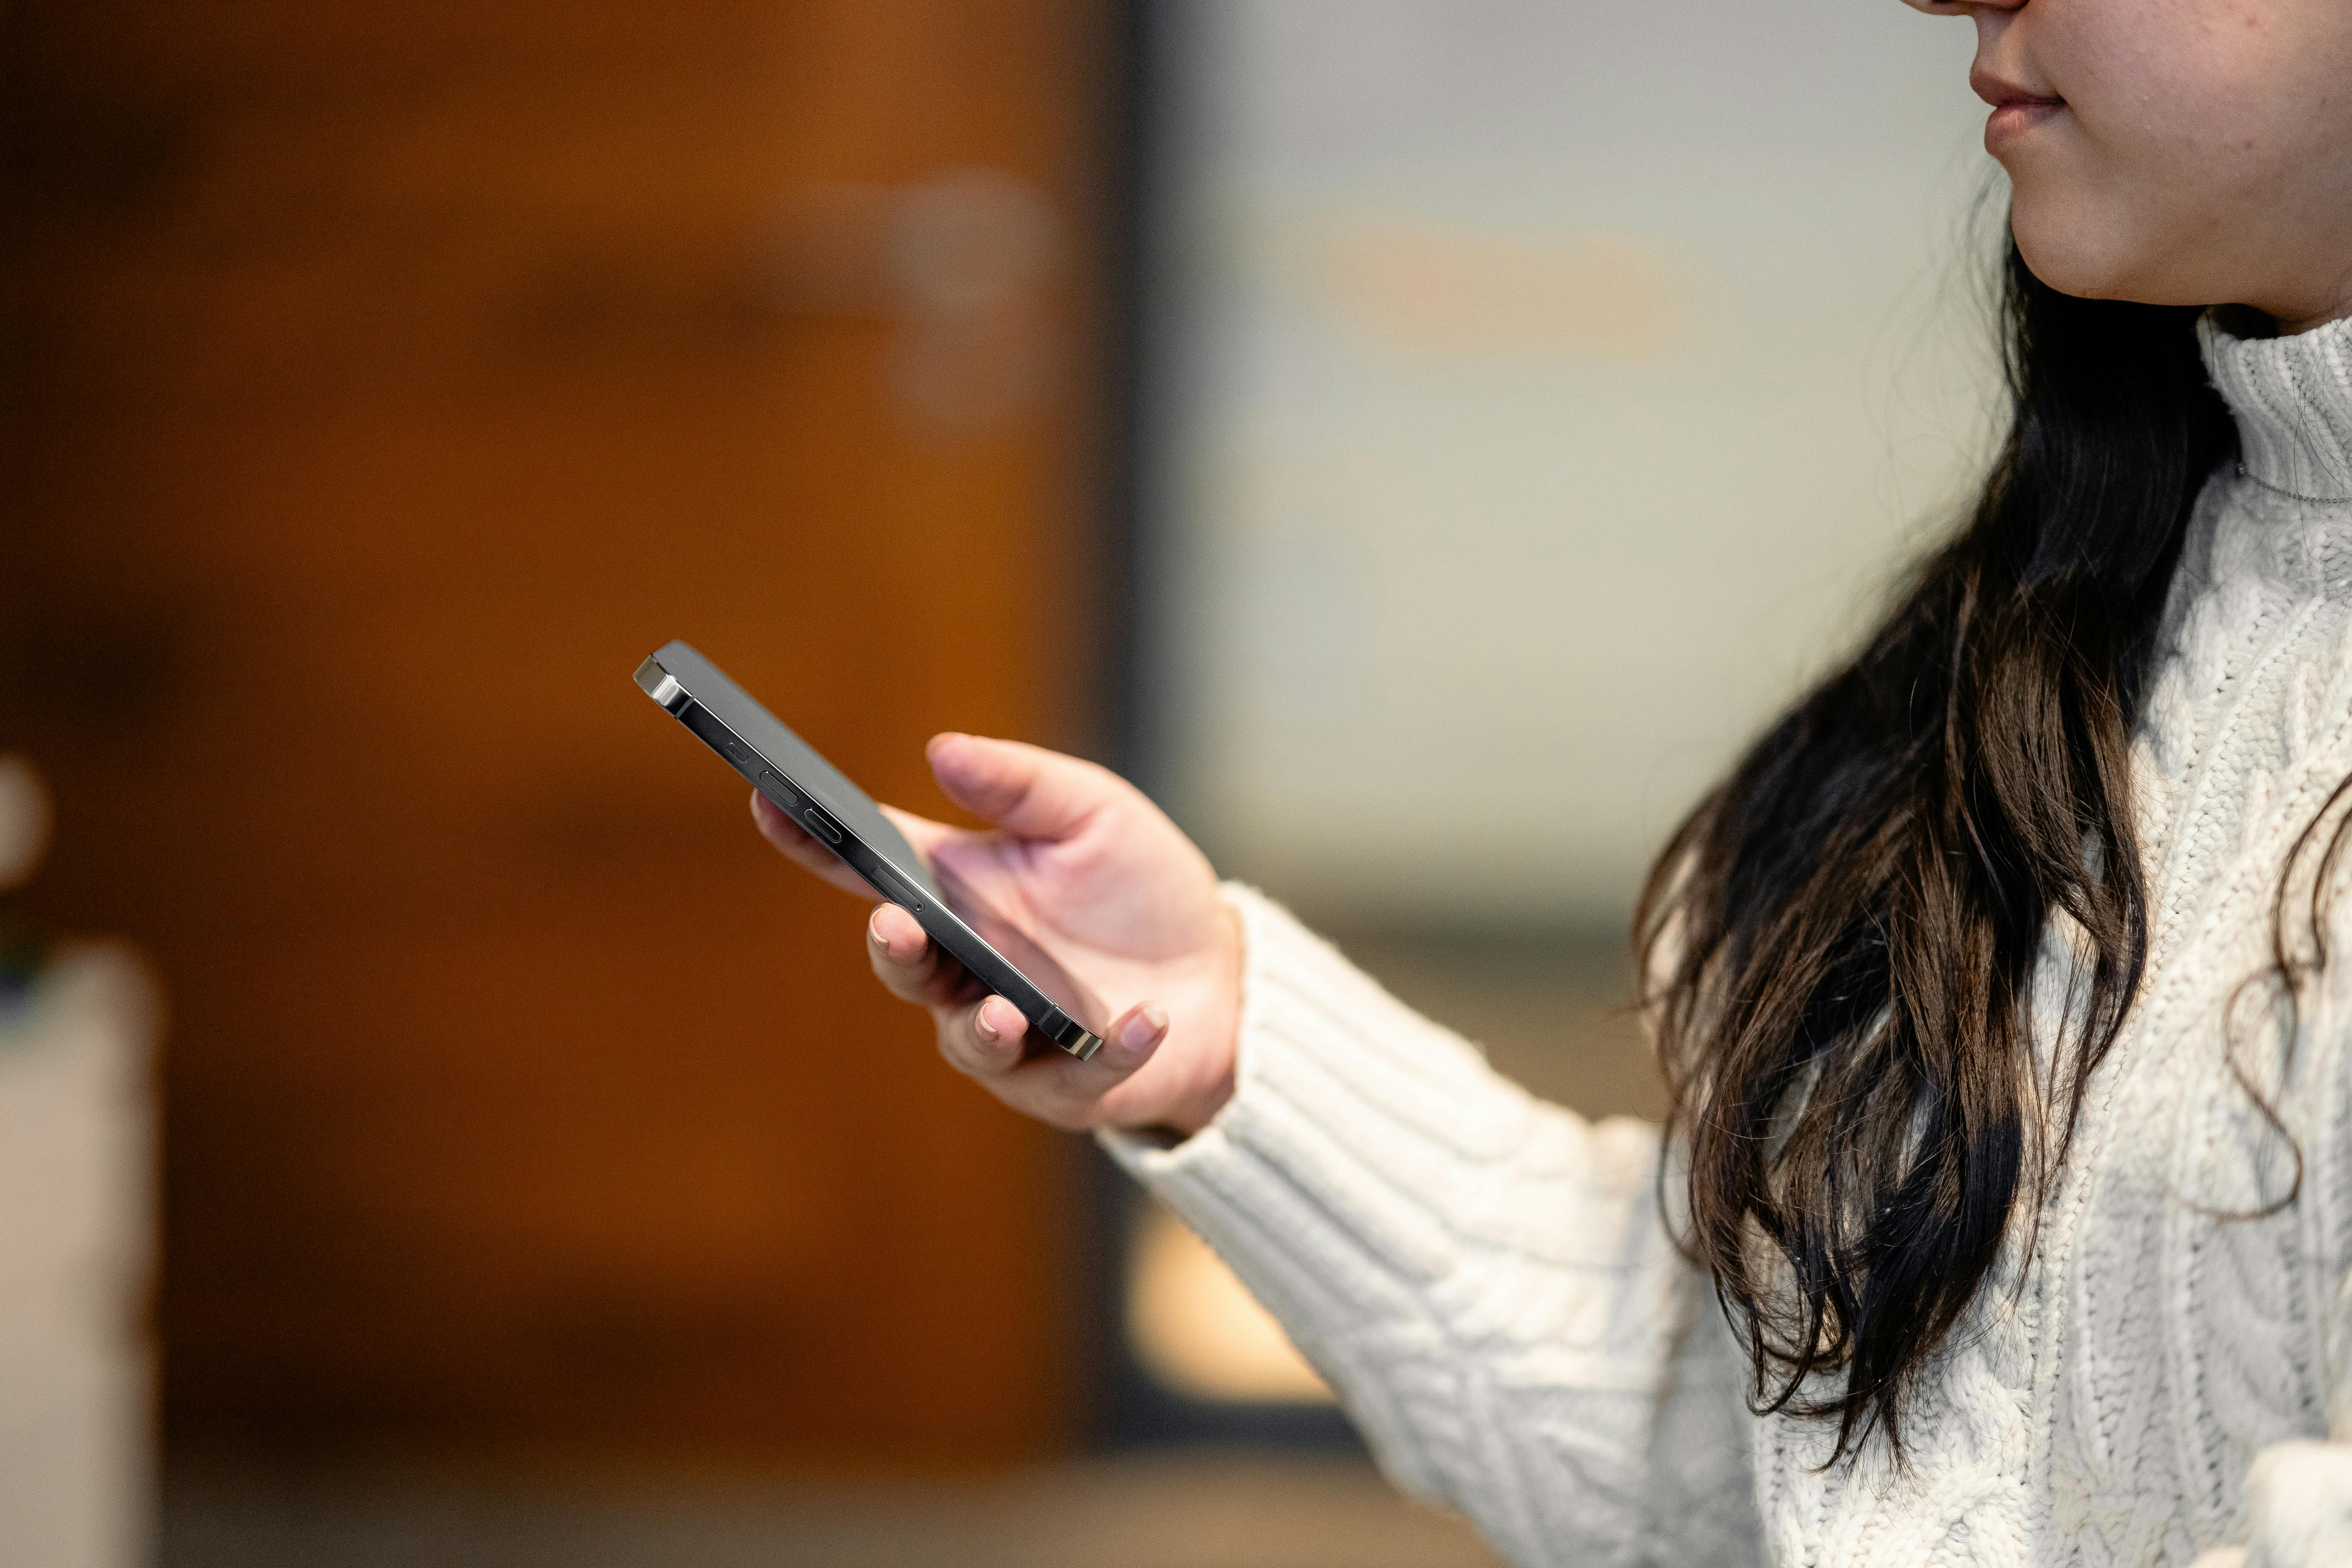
[635, 639, 1108, 1060]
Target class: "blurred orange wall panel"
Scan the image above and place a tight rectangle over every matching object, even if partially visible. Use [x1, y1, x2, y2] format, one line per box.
[0, 0, 1113, 1462]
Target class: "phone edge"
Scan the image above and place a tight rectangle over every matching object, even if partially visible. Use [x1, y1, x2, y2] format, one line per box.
[634, 649, 1106, 1062]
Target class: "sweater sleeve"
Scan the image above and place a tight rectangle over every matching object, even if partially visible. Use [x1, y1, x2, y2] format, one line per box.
[1098, 886, 1762, 1568]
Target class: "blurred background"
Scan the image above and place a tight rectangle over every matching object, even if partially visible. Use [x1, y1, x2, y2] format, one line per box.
[0, 1, 1988, 1563]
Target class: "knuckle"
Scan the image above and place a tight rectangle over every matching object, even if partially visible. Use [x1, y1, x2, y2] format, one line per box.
[936, 1014, 1000, 1077]
[870, 947, 933, 999]
[1037, 1081, 1098, 1133]
[935, 1033, 980, 1077]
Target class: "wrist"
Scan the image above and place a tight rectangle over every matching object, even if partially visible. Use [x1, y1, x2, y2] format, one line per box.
[1163, 898, 1243, 1136]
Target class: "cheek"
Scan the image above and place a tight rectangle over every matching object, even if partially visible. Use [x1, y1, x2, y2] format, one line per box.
[2066, 10, 2258, 189]
[2004, 6, 2306, 298]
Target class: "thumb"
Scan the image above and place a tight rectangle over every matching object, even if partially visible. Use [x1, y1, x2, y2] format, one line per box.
[926, 734, 1116, 841]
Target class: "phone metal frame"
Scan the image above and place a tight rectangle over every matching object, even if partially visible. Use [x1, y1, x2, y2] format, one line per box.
[636, 640, 1105, 1061]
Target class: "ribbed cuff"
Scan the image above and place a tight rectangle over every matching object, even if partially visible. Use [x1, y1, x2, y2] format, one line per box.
[1100, 884, 1549, 1249]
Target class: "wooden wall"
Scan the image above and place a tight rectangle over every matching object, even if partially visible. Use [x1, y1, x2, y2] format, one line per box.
[0, 0, 1112, 1464]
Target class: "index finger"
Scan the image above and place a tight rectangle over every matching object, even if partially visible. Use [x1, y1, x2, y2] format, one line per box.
[869, 901, 983, 1011]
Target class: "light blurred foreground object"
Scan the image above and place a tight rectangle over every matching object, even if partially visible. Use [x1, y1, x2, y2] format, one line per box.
[1126, 1201, 1330, 1404]
[0, 757, 160, 1568]
[0, 757, 52, 888]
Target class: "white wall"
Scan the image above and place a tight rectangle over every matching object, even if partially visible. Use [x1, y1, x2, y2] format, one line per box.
[1142, 0, 2001, 928]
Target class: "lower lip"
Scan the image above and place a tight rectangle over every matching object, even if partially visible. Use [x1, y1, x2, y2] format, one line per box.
[1985, 100, 2064, 153]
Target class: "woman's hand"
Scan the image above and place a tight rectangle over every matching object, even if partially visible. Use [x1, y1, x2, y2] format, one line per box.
[752, 733, 1241, 1135]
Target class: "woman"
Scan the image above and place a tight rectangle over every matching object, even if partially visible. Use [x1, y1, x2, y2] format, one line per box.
[759, 1, 2352, 1563]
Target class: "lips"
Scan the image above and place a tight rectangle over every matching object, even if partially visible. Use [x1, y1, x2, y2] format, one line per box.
[1982, 98, 2064, 154]
[1969, 63, 2063, 112]
[1970, 67, 2065, 152]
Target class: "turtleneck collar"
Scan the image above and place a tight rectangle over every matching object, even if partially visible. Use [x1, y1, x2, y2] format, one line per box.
[2200, 312, 2352, 506]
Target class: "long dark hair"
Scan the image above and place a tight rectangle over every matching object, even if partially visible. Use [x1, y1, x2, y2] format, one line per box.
[1635, 240, 2240, 1461]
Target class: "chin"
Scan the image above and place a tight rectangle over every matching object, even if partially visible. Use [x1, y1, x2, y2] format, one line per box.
[2010, 201, 2120, 299]
[2009, 202, 2200, 308]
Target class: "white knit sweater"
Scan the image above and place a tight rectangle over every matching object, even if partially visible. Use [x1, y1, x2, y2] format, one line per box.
[1106, 315, 2352, 1568]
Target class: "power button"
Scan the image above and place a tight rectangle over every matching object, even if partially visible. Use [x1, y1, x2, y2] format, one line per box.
[801, 806, 844, 844]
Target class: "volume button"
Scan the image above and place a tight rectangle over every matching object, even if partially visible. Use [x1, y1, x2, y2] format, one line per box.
[801, 806, 843, 844]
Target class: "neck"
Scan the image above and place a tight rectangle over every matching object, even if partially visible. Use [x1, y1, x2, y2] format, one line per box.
[2252, 261, 2352, 337]
[2272, 306, 2350, 337]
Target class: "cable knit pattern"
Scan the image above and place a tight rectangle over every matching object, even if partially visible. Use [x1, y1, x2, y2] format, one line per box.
[1103, 314, 2352, 1567]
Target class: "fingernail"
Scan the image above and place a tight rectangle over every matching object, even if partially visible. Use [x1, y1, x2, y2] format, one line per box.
[975, 1002, 1003, 1042]
[1122, 1003, 1169, 1049]
[870, 910, 894, 953]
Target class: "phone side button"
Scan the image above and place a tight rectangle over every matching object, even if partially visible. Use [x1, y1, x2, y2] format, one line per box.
[801, 806, 844, 844]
